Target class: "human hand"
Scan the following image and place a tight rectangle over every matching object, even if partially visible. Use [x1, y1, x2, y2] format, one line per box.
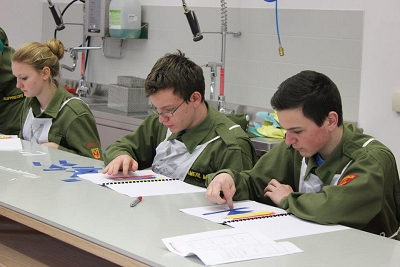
[206, 173, 236, 209]
[102, 155, 138, 176]
[264, 179, 293, 206]
[41, 142, 59, 149]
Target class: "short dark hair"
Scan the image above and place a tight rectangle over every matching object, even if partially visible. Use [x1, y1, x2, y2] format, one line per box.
[271, 70, 343, 127]
[144, 50, 205, 102]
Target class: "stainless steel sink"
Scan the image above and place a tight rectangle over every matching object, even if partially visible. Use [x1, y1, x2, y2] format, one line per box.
[79, 95, 108, 106]
[57, 78, 109, 106]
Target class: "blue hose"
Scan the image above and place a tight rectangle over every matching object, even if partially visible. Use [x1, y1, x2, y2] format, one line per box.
[264, 0, 282, 49]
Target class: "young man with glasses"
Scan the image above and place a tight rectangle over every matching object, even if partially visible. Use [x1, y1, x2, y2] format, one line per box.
[103, 50, 257, 187]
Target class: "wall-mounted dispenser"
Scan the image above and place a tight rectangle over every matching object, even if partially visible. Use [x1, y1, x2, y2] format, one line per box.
[48, 0, 146, 66]
[109, 0, 142, 39]
[85, 0, 112, 37]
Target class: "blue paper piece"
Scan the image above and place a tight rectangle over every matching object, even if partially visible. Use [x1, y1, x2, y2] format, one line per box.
[43, 168, 65, 171]
[71, 166, 95, 169]
[70, 168, 99, 177]
[66, 169, 99, 173]
[49, 164, 66, 169]
[74, 168, 100, 173]
[202, 207, 252, 216]
[43, 164, 67, 171]
[227, 208, 254, 215]
[62, 178, 81, 182]
[59, 160, 77, 166]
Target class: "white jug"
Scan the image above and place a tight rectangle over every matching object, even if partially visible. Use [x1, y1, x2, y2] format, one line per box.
[109, 0, 142, 39]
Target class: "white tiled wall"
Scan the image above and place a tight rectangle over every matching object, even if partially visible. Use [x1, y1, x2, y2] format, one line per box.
[42, 4, 363, 122]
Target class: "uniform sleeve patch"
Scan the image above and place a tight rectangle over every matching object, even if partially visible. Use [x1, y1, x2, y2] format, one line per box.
[187, 169, 207, 180]
[338, 174, 359, 186]
[2, 93, 24, 101]
[91, 148, 101, 159]
[86, 141, 99, 148]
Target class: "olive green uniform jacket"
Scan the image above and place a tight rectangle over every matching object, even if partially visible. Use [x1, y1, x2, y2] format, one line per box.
[19, 85, 102, 160]
[206, 123, 400, 239]
[103, 102, 257, 187]
[0, 27, 25, 135]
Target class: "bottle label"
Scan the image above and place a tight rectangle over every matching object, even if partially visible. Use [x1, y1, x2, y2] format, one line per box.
[128, 14, 139, 22]
[109, 10, 122, 29]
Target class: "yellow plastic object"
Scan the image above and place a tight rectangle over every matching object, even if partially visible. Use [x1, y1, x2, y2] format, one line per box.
[256, 124, 286, 139]
[256, 111, 286, 139]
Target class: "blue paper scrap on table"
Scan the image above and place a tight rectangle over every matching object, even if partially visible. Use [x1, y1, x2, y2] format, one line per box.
[59, 160, 77, 166]
[32, 160, 100, 182]
[62, 178, 81, 182]
[43, 164, 67, 171]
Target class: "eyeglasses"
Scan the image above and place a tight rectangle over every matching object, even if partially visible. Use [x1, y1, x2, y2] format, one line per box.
[150, 100, 186, 118]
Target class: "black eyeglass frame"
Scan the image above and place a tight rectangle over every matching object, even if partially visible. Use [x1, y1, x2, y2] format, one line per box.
[150, 100, 186, 118]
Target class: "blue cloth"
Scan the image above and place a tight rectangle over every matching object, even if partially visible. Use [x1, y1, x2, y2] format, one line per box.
[255, 111, 281, 128]
[315, 153, 325, 166]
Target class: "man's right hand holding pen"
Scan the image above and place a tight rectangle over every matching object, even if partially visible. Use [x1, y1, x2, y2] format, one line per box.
[205, 173, 236, 209]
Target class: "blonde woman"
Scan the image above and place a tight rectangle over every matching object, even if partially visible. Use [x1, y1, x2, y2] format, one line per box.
[11, 39, 102, 160]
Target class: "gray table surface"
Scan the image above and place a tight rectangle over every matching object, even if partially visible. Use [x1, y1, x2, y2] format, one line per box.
[1, 140, 399, 266]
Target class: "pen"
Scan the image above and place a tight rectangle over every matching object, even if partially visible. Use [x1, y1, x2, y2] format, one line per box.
[130, 196, 142, 207]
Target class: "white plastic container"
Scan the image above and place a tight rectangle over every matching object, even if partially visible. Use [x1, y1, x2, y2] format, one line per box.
[109, 0, 142, 39]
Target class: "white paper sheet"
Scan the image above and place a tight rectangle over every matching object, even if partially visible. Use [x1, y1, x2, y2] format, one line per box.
[180, 200, 287, 224]
[181, 201, 349, 240]
[162, 228, 302, 266]
[106, 179, 205, 197]
[0, 135, 22, 151]
[78, 170, 205, 197]
[225, 214, 350, 240]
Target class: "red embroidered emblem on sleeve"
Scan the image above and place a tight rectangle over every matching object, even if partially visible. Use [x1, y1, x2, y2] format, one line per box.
[91, 148, 101, 159]
[338, 174, 359, 186]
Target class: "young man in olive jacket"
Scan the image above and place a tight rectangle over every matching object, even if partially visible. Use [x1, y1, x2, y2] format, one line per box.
[103, 50, 256, 187]
[206, 70, 400, 239]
